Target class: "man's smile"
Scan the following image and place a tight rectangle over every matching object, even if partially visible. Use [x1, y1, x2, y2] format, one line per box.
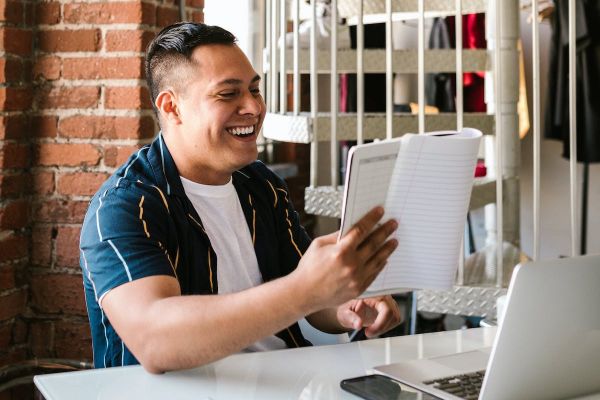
[226, 124, 256, 138]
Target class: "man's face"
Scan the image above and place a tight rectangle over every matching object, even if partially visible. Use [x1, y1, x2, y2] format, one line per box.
[172, 44, 266, 184]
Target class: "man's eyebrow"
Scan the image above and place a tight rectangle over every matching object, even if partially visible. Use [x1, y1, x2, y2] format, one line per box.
[216, 75, 261, 86]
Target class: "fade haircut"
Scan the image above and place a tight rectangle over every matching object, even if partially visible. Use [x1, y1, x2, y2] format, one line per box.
[145, 22, 237, 112]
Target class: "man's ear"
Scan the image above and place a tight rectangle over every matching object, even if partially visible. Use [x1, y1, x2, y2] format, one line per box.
[155, 90, 182, 125]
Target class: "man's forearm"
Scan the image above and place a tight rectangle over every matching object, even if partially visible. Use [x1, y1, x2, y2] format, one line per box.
[106, 274, 313, 373]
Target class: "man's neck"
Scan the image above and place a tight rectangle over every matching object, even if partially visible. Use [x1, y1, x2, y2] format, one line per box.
[161, 130, 233, 186]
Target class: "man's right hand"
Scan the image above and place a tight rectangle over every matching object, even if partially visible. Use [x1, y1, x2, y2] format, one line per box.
[292, 206, 398, 313]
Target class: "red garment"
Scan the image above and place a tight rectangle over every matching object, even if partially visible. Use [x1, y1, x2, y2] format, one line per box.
[446, 14, 487, 112]
[340, 74, 348, 113]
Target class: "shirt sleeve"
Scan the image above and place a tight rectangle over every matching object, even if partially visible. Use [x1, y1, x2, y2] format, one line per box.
[80, 181, 176, 303]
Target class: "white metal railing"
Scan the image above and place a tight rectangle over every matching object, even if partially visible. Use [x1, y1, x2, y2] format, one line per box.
[568, 0, 578, 256]
[493, 0, 503, 287]
[357, 0, 364, 145]
[331, 0, 339, 187]
[293, 0, 300, 115]
[532, 0, 541, 261]
[262, 0, 579, 317]
[455, 0, 464, 285]
[310, 0, 318, 187]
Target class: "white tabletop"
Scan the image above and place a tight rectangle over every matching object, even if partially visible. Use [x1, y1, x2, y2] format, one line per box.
[34, 326, 600, 400]
[35, 328, 501, 400]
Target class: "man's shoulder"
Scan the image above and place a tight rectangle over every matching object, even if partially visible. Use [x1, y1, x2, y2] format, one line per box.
[86, 145, 169, 217]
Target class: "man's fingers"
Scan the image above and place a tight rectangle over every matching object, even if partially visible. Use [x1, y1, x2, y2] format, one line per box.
[357, 219, 398, 260]
[338, 307, 363, 330]
[354, 302, 378, 326]
[340, 207, 385, 249]
[365, 238, 398, 279]
[364, 308, 391, 338]
[364, 297, 401, 338]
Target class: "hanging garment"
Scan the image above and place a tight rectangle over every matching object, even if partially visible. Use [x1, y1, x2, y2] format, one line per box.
[447, 14, 487, 113]
[346, 23, 388, 112]
[544, 0, 600, 163]
[426, 18, 455, 112]
[426, 15, 487, 113]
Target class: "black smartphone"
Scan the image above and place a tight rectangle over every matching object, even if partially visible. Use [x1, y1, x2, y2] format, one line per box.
[340, 374, 403, 400]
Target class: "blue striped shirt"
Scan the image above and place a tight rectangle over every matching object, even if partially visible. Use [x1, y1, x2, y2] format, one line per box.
[80, 134, 312, 368]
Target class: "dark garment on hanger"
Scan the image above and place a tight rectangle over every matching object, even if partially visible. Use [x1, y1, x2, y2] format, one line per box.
[346, 24, 387, 112]
[426, 18, 456, 112]
[427, 15, 487, 113]
[544, 0, 600, 163]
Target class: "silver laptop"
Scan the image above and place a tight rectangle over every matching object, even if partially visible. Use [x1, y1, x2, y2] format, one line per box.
[375, 254, 600, 400]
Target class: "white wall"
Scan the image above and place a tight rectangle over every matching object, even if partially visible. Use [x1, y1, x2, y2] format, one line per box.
[203, 0, 256, 63]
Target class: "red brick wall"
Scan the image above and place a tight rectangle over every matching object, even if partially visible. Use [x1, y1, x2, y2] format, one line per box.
[0, 0, 204, 379]
[0, 0, 34, 374]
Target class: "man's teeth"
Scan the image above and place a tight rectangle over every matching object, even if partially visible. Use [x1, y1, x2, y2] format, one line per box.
[228, 126, 254, 135]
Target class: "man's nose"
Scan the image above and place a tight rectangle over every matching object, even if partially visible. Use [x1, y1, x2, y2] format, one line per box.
[239, 91, 264, 116]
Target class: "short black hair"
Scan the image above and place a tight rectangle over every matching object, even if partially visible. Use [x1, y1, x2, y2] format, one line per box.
[145, 22, 237, 109]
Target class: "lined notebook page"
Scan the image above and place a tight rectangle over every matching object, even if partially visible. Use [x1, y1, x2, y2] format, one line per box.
[366, 131, 482, 293]
[340, 140, 401, 237]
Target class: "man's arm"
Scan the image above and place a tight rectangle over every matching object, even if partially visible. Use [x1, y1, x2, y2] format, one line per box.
[102, 207, 398, 373]
[102, 273, 309, 373]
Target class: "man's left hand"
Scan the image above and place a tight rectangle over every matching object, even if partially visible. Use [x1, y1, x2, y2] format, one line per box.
[336, 296, 403, 338]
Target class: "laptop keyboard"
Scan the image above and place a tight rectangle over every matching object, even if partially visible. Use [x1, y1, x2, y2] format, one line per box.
[423, 370, 485, 399]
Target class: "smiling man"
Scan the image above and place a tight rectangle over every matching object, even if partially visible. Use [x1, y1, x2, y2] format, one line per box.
[79, 22, 401, 373]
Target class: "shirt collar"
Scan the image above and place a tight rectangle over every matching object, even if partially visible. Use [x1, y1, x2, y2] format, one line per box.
[147, 132, 253, 200]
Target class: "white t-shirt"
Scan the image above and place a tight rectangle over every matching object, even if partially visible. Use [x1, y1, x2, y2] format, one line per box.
[180, 176, 287, 352]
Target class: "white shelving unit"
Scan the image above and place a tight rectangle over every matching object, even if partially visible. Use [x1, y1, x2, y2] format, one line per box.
[262, 0, 525, 319]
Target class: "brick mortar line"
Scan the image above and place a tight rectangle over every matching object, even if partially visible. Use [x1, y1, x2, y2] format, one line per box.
[33, 162, 129, 170]
[37, 52, 146, 57]
[0, 110, 35, 116]
[0, 318, 25, 327]
[53, 195, 94, 202]
[30, 222, 84, 228]
[34, 164, 126, 173]
[31, 195, 95, 203]
[35, 79, 147, 86]
[35, 109, 156, 118]
[39, 107, 155, 112]
[34, 109, 157, 118]
[25, 315, 89, 323]
[49, 52, 147, 57]
[37, 24, 155, 30]
[0, 258, 29, 267]
[27, 267, 82, 276]
[0, 53, 36, 60]
[35, 8, 203, 29]
[0, 286, 27, 297]
[0, 231, 17, 240]
[33, 137, 153, 145]
[0, 83, 33, 89]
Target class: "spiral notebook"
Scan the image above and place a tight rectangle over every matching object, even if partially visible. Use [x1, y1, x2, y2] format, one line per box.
[339, 128, 483, 296]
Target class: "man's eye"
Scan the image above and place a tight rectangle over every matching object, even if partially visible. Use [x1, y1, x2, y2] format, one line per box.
[219, 92, 237, 98]
[250, 88, 261, 96]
